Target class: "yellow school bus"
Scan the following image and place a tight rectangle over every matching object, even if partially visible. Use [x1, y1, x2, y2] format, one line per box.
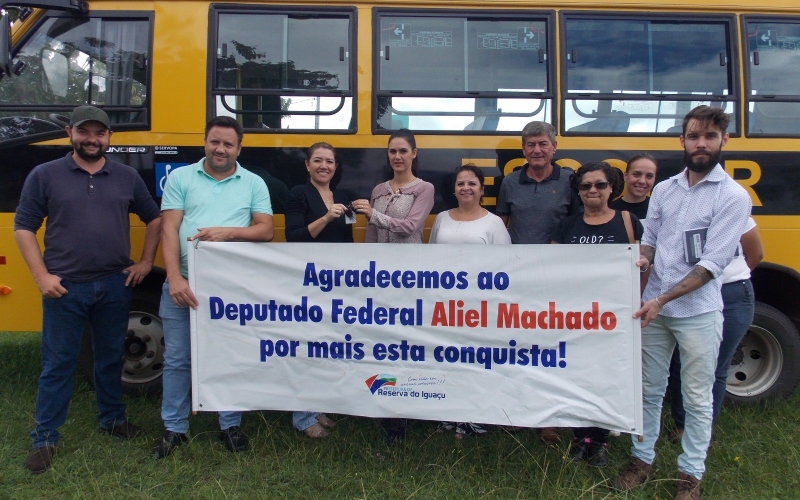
[1, 0, 799, 399]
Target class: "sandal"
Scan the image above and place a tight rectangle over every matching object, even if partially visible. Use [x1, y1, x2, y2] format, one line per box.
[303, 422, 330, 439]
[455, 422, 487, 439]
[316, 414, 336, 429]
[437, 421, 456, 433]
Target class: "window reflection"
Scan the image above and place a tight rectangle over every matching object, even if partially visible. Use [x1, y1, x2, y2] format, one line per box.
[565, 99, 736, 134]
[216, 14, 349, 91]
[566, 20, 730, 96]
[213, 11, 353, 131]
[375, 12, 551, 132]
[0, 16, 150, 144]
[563, 17, 734, 134]
[746, 20, 800, 136]
[216, 95, 352, 130]
[748, 22, 800, 97]
[377, 96, 548, 132]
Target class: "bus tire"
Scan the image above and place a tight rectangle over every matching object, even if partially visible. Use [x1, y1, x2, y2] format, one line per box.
[725, 302, 800, 404]
[78, 294, 164, 396]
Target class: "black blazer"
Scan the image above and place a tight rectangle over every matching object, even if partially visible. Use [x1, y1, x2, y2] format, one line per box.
[284, 183, 354, 242]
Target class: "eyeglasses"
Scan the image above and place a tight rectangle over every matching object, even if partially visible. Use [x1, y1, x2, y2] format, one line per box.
[578, 181, 610, 191]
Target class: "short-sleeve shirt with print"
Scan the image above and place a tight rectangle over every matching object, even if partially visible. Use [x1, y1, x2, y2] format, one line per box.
[552, 210, 643, 245]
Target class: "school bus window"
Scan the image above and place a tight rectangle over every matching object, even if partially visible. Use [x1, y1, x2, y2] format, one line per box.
[746, 19, 800, 136]
[212, 10, 354, 132]
[375, 12, 552, 133]
[563, 16, 736, 135]
[0, 14, 151, 146]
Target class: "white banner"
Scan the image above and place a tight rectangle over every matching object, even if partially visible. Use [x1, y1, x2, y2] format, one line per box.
[188, 243, 643, 434]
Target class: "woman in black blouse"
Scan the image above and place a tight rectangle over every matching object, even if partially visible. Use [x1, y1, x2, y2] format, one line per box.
[285, 142, 354, 244]
[284, 142, 353, 438]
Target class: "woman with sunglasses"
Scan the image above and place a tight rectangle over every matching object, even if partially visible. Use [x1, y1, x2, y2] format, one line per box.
[551, 161, 644, 467]
[284, 142, 353, 438]
[429, 164, 510, 439]
[352, 129, 434, 443]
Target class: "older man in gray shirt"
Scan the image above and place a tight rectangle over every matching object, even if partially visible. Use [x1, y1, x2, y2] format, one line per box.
[495, 121, 580, 445]
[496, 121, 580, 245]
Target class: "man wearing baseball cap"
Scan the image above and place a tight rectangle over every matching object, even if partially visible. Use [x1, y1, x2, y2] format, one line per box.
[70, 104, 112, 128]
[14, 105, 162, 473]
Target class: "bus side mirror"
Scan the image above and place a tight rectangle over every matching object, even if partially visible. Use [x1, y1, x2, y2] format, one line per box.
[0, 11, 11, 77]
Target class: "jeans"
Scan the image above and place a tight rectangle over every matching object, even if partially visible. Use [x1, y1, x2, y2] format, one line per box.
[293, 411, 321, 431]
[160, 281, 241, 433]
[631, 311, 722, 480]
[670, 280, 755, 428]
[31, 272, 132, 448]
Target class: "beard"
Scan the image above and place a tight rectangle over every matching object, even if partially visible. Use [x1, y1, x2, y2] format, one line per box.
[72, 140, 106, 162]
[684, 148, 721, 173]
[206, 155, 236, 172]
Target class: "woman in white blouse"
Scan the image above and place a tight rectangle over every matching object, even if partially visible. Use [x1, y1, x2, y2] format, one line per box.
[430, 164, 511, 246]
[429, 164, 510, 438]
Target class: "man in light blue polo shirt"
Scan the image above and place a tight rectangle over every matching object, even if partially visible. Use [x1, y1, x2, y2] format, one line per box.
[153, 116, 273, 459]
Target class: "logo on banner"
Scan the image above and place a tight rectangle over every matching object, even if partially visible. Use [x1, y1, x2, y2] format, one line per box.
[365, 374, 447, 400]
[365, 374, 396, 394]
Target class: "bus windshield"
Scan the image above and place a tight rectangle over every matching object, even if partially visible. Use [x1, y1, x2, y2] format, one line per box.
[0, 14, 151, 145]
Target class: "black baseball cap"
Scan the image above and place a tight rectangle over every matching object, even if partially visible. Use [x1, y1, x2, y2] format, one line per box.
[70, 105, 111, 129]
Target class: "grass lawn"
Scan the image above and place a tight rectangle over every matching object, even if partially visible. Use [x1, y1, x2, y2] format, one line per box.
[1, 330, 798, 499]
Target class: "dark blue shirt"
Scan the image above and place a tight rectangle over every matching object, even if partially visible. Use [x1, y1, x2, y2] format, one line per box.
[14, 152, 160, 282]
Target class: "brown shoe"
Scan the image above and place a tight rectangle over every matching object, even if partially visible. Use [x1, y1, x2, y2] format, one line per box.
[24, 446, 56, 474]
[612, 457, 653, 491]
[540, 427, 560, 446]
[676, 471, 701, 500]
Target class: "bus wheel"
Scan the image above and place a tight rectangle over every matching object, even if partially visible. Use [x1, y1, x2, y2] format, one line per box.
[725, 302, 800, 404]
[78, 295, 164, 396]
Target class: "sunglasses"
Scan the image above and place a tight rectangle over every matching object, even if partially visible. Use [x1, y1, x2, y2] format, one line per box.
[578, 181, 610, 191]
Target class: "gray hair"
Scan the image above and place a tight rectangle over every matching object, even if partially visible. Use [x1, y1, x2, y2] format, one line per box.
[521, 121, 556, 145]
